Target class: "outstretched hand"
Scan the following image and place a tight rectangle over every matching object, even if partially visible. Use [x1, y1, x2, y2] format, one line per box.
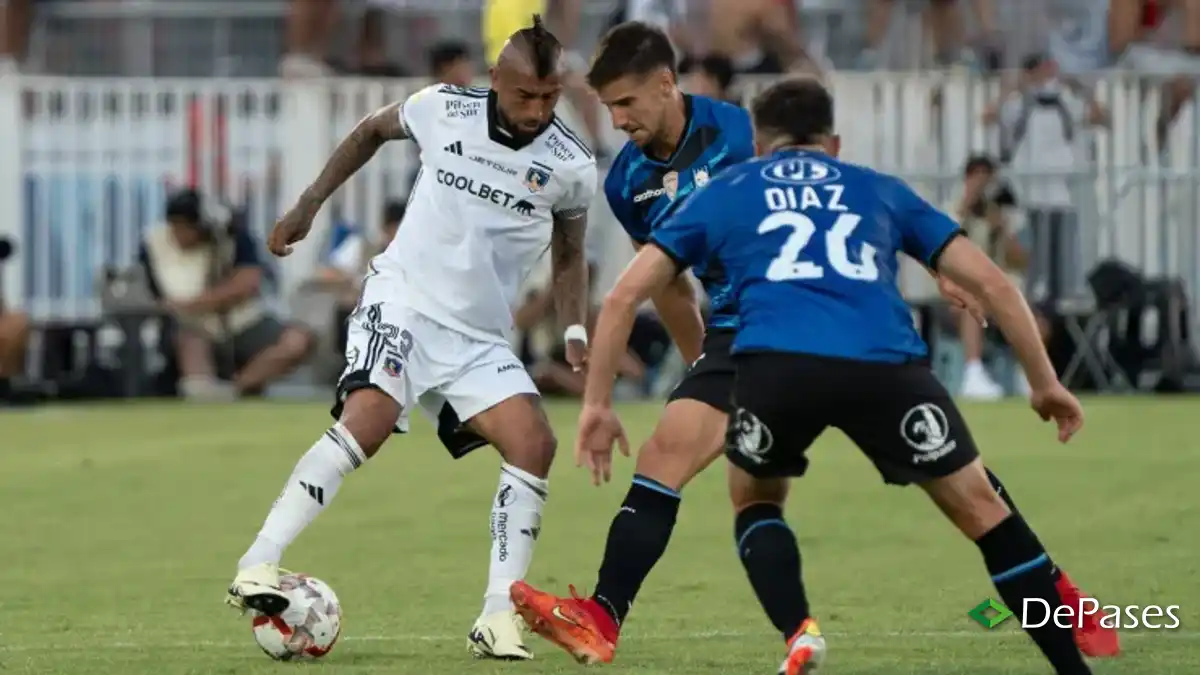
[575, 404, 630, 486]
[1030, 383, 1084, 443]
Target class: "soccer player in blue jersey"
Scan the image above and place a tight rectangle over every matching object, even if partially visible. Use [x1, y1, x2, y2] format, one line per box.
[510, 24, 1116, 669]
[564, 77, 1102, 675]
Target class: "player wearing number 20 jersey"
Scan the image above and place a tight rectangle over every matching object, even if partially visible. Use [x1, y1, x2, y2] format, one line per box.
[653, 147, 981, 484]
[659, 150, 947, 362]
[514, 55, 1117, 673]
[642, 77, 1109, 674]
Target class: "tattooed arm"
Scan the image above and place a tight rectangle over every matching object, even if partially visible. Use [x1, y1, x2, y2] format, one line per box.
[268, 101, 412, 256]
[550, 209, 589, 330]
[300, 102, 409, 210]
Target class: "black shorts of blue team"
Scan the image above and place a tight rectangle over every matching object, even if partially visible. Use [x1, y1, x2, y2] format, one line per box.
[667, 329, 737, 413]
[725, 351, 980, 485]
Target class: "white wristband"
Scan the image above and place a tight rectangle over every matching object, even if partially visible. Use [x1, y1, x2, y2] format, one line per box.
[564, 324, 588, 346]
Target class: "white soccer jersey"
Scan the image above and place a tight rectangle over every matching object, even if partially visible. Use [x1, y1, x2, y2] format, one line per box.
[373, 83, 598, 344]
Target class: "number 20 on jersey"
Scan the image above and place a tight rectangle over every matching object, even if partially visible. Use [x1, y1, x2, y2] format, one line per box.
[759, 186, 879, 283]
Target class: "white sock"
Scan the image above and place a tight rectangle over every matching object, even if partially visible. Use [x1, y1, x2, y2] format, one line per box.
[238, 423, 367, 571]
[482, 463, 548, 616]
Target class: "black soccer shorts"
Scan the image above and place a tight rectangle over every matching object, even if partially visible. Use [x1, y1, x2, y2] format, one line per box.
[725, 352, 981, 484]
[667, 329, 736, 413]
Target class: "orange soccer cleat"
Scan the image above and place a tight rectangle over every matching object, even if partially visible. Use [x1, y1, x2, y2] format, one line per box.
[1056, 571, 1121, 658]
[779, 618, 826, 675]
[510, 581, 617, 665]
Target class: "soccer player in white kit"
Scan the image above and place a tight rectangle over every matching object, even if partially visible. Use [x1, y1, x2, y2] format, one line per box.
[225, 16, 597, 661]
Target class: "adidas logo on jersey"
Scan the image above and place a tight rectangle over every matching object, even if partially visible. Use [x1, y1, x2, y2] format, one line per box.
[444, 141, 463, 156]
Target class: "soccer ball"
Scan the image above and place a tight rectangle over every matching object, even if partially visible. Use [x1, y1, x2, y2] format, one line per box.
[251, 573, 342, 660]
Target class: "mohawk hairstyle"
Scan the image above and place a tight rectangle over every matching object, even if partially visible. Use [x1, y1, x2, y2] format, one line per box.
[513, 14, 562, 79]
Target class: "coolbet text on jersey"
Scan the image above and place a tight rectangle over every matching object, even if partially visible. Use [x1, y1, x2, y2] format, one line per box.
[650, 149, 962, 361]
[605, 95, 755, 330]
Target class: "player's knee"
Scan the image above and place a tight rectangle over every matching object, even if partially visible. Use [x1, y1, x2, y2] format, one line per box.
[338, 388, 400, 457]
[503, 426, 557, 478]
[922, 460, 1011, 540]
[634, 435, 703, 492]
[727, 463, 789, 512]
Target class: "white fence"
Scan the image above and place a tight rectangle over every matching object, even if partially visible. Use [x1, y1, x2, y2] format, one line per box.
[1, 72, 1198, 330]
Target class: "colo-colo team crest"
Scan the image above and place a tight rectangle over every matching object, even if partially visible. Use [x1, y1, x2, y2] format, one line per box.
[524, 163, 552, 193]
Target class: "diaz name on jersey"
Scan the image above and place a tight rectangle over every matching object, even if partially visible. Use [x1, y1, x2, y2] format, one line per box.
[374, 84, 597, 344]
[605, 95, 754, 329]
[651, 148, 962, 363]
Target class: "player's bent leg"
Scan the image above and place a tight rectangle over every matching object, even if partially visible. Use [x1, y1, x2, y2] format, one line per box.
[228, 304, 410, 617]
[510, 396, 729, 665]
[728, 466, 825, 675]
[634, 398, 730, 490]
[922, 459, 1093, 675]
[228, 389, 397, 616]
[982, 467, 1120, 657]
[835, 362, 1092, 673]
[593, 398, 728, 625]
[456, 383, 555, 660]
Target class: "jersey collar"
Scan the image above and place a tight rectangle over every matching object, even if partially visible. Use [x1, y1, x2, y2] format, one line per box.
[487, 90, 552, 151]
[641, 93, 694, 165]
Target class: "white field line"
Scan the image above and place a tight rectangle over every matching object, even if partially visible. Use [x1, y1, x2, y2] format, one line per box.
[0, 630, 1195, 652]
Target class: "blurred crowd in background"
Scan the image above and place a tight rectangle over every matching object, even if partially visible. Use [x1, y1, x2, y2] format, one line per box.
[2, 0, 1199, 78]
[2, 0, 1200, 409]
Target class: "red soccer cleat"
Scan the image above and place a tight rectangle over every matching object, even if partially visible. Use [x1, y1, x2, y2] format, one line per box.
[1056, 571, 1121, 658]
[510, 581, 617, 665]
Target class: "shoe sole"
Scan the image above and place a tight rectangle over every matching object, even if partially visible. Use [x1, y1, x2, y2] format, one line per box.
[245, 593, 290, 616]
[230, 589, 290, 617]
[510, 582, 613, 665]
[468, 647, 533, 661]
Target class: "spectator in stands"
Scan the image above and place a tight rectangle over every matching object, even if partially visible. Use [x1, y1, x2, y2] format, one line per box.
[0, 298, 29, 399]
[347, 5, 407, 77]
[0, 0, 31, 73]
[429, 41, 474, 85]
[706, 0, 817, 75]
[946, 155, 1030, 399]
[606, 0, 694, 58]
[139, 189, 314, 400]
[1104, 0, 1197, 155]
[281, 0, 338, 77]
[861, 0, 1000, 70]
[984, 53, 1107, 303]
[679, 54, 736, 101]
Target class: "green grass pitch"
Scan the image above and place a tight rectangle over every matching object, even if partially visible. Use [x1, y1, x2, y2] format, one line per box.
[1, 397, 1197, 674]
